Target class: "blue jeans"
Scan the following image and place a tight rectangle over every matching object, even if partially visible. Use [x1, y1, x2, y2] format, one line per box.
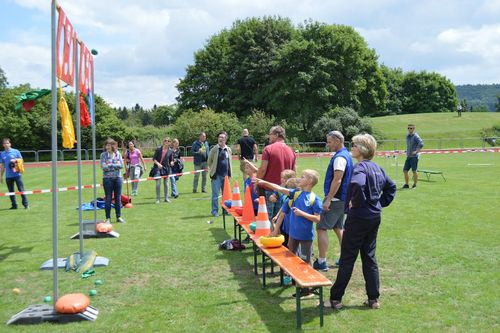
[6, 175, 28, 208]
[211, 174, 225, 216]
[170, 176, 178, 196]
[264, 190, 280, 219]
[103, 177, 122, 219]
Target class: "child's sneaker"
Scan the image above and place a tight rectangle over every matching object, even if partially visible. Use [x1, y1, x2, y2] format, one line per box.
[313, 259, 329, 272]
[364, 299, 380, 309]
[117, 217, 126, 223]
[104, 218, 111, 224]
[401, 184, 409, 189]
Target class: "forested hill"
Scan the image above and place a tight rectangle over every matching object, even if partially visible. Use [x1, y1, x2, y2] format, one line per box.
[456, 84, 499, 112]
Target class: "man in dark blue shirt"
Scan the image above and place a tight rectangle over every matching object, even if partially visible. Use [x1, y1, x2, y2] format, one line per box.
[403, 124, 424, 189]
[191, 132, 209, 193]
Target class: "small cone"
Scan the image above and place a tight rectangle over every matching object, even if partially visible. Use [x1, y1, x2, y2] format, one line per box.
[231, 180, 243, 209]
[221, 176, 232, 206]
[241, 185, 255, 224]
[254, 196, 271, 237]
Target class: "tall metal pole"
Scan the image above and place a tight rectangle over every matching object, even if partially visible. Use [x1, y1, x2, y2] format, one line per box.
[75, 41, 84, 256]
[50, 0, 59, 304]
[91, 57, 97, 223]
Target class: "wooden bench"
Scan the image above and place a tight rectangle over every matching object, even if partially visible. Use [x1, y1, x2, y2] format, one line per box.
[418, 169, 446, 182]
[222, 207, 332, 329]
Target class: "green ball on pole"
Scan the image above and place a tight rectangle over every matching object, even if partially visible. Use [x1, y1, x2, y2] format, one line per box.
[91, 49, 98, 56]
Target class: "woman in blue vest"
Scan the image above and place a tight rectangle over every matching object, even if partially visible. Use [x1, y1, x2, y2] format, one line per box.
[329, 134, 396, 310]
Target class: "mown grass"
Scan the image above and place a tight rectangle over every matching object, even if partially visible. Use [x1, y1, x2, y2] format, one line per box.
[1, 152, 499, 332]
[371, 112, 500, 149]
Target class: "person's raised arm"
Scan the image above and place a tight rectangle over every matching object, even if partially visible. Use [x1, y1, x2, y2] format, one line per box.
[254, 178, 290, 196]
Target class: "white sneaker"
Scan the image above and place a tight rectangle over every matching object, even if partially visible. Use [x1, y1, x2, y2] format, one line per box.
[117, 217, 126, 223]
[155, 200, 160, 204]
[104, 218, 111, 224]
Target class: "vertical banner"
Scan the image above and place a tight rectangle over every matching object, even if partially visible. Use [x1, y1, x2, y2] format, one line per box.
[56, 7, 77, 86]
[79, 42, 93, 126]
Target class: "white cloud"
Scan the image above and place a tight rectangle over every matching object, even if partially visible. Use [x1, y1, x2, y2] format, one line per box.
[438, 24, 500, 63]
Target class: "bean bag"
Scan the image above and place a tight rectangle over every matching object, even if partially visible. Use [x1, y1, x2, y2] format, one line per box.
[55, 293, 90, 314]
[96, 223, 113, 233]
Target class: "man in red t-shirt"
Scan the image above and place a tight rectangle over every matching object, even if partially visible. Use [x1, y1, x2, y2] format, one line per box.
[257, 125, 296, 218]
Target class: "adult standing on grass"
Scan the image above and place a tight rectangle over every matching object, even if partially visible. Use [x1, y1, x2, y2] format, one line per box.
[100, 138, 125, 223]
[124, 140, 147, 196]
[208, 131, 232, 217]
[313, 131, 352, 272]
[170, 138, 183, 199]
[236, 129, 258, 179]
[152, 137, 173, 204]
[402, 124, 424, 189]
[257, 125, 296, 218]
[192, 132, 209, 193]
[329, 134, 396, 310]
[0, 138, 29, 209]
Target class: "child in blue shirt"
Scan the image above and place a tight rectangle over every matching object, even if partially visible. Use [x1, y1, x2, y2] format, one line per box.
[256, 169, 323, 264]
[243, 163, 259, 214]
[271, 177, 299, 248]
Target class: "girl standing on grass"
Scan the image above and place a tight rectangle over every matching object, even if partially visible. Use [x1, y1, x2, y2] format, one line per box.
[124, 140, 147, 196]
[100, 138, 125, 224]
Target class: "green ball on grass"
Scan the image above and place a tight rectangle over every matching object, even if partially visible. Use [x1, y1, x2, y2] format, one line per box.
[43, 296, 52, 302]
[94, 279, 103, 286]
[89, 289, 97, 296]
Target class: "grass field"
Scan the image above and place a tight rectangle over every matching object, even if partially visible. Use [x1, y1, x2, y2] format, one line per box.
[1, 152, 499, 332]
[371, 112, 500, 150]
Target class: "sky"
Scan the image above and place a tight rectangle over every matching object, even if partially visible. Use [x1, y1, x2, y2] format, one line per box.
[0, 0, 499, 108]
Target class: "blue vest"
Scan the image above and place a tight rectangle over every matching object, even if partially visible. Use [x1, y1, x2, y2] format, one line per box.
[324, 147, 352, 202]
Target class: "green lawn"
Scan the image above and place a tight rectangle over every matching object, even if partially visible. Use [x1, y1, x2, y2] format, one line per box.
[371, 112, 500, 150]
[1, 153, 499, 332]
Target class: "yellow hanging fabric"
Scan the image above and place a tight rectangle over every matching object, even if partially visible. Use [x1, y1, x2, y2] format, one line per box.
[58, 79, 76, 148]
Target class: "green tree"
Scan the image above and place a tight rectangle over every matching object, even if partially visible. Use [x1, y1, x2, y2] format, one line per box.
[152, 105, 177, 126]
[0, 66, 8, 90]
[310, 106, 372, 142]
[243, 109, 276, 143]
[380, 65, 404, 116]
[401, 71, 457, 114]
[172, 109, 240, 147]
[496, 94, 500, 112]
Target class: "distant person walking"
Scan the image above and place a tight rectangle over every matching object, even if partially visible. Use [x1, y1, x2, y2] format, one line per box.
[236, 129, 258, 179]
[402, 124, 424, 189]
[208, 131, 232, 217]
[0, 138, 29, 209]
[257, 125, 296, 218]
[192, 132, 209, 193]
[100, 138, 125, 223]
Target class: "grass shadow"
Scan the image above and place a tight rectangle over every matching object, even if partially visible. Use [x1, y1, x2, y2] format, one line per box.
[0, 243, 34, 262]
[208, 226, 329, 332]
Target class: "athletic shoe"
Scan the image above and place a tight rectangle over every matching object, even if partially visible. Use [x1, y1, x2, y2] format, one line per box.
[24, 205, 30, 210]
[364, 299, 380, 309]
[117, 217, 126, 223]
[330, 300, 343, 310]
[104, 218, 111, 224]
[412, 184, 417, 189]
[164, 198, 171, 203]
[401, 184, 409, 189]
[155, 200, 160, 204]
[313, 259, 329, 272]
[9, 206, 17, 210]
[173, 194, 179, 199]
[202, 190, 207, 193]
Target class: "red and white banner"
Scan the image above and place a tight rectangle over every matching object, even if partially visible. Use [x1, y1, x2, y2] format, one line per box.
[79, 41, 93, 93]
[56, 6, 77, 86]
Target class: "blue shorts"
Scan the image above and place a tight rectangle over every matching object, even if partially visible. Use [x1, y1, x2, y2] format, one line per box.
[403, 156, 419, 172]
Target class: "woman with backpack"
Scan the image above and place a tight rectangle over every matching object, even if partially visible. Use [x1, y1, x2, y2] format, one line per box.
[169, 138, 184, 198]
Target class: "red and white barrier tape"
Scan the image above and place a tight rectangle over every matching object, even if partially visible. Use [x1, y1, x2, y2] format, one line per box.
[314, 148, 500, 158]
[0, 168, 208, 197]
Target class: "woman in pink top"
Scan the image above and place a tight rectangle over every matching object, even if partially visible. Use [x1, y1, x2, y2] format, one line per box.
[124, 141, 147, 196]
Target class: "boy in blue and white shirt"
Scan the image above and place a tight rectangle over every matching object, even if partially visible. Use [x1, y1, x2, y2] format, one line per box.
[0, 138, 29, 209]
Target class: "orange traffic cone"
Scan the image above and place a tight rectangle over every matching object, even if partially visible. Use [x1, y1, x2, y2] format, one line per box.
[241, 185, 255, 224]
[254, 196, 271, 237]
[231, 180, 243, 209]
[221, 175, 231, 206]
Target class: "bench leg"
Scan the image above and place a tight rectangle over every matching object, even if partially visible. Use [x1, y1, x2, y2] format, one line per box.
[441, 173, 446, 182]
[222, 209, 226, 230]
[271, 260, 274, 274]
[296, 286, 302, 329]
[238, 225, 242, 244]
[280, 268, 284, 286]
[262, 252, 266, 288]
[253, 242, 258, 275]
[319, 287, 324, 327]
[233, 218, 237, 239]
